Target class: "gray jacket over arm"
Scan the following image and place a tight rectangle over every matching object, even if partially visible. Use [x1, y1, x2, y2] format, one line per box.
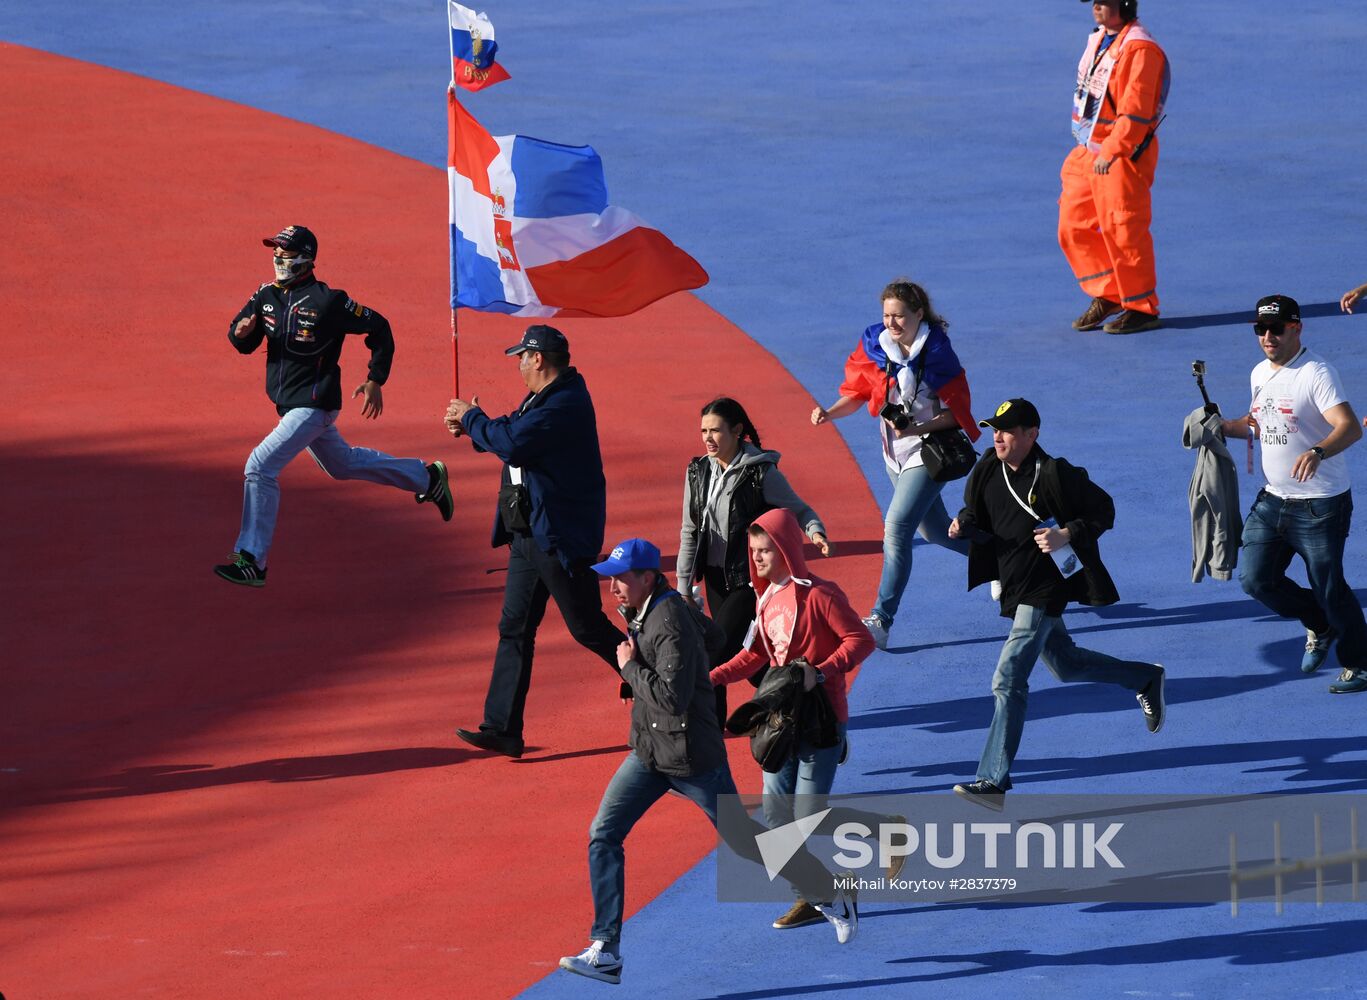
[1182, 406, 1242, 583]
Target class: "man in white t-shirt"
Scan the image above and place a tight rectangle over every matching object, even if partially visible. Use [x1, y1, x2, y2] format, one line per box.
[1222, 295, 1367, 693]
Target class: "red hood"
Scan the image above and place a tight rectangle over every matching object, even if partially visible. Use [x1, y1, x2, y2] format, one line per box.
[748, 508, 812, 592]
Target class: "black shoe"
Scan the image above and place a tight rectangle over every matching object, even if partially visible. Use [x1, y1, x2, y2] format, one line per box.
[1137, 666, 1166, 734]
[456, 727, 524, 758]
[213, 550, 267, 587]
[1102, 309, 1162, 335]
[1072, 296, 1121, 331]
[417, 461, 453, 522]
[953, 780, 1006, 811]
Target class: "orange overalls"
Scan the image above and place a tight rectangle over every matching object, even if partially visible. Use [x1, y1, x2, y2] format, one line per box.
[1058, 21, 1170, 316]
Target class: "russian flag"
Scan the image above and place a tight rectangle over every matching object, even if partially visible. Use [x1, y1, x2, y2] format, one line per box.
[449, 2, 510, 92]
[448, 93, 708, 318]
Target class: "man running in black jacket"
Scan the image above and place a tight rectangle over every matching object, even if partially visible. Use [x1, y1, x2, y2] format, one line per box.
[215, 226, 452, 587]
[948, 398, 1165, 809]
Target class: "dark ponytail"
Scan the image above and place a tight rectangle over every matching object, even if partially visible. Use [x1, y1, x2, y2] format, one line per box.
[700, 396, 762, 450]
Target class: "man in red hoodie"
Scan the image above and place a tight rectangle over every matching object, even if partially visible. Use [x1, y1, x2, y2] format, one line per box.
[712, 508, 903, 931]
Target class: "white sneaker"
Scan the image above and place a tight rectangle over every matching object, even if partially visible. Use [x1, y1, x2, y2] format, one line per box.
[990, 580, 1003, 601]
[559, 940, 622, 985]
[861, 615, 889, 651]
[816, 879, 859, 944]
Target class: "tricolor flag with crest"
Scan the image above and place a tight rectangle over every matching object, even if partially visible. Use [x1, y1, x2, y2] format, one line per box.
[447, 93, 708, 318]
[449, 1, 510, 92]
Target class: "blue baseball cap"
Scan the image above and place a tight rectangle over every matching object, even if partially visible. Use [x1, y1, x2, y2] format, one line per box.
[591, 538, 661, 576]
[504, 324, 570, 356]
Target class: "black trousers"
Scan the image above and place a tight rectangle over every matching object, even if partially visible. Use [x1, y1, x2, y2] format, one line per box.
[703, 564, 764, 726]
[481, 534, 625, 740]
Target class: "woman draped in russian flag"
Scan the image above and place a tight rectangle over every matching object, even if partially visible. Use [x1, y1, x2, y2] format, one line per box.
[811, 279, 980, 650]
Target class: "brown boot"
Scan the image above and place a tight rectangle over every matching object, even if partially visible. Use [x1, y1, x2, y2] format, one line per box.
[1072, 297, 1121, 331]
[1103, 309, 1162, 335]
[772, 899, 825, 929]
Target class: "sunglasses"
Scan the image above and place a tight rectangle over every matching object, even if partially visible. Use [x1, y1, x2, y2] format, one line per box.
[1254, 324, 1291, 338]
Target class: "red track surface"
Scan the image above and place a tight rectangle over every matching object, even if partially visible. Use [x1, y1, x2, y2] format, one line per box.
[1, 44, 882, 999]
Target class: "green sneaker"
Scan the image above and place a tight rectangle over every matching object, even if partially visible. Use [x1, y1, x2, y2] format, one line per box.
[213, 551, 267, 588]
[417, 460, 453, 522]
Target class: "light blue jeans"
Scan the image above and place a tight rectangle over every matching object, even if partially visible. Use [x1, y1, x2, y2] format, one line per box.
[235, 407, 427, 566]
[871, 463, 970, 626]
[977, 604, 1161, 790]
[761, 721, 895, 897]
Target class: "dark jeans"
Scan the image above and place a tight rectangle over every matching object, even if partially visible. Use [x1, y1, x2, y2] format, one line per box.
[587, 751, 836, 955]
[703, 564, 762, 725]
[480, 533, 625, 739]
[1239, 489, 1366, 670]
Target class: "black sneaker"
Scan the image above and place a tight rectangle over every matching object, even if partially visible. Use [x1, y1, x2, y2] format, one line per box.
[456, 727, 525, 759]
[417, 461, 453, 522]
[953, 780, 1006, 811]
[1137, 666, 1166, 733]
[213, 551, 267, 588]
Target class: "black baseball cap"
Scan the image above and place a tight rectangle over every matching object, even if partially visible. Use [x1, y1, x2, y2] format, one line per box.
[504, 324, 570, 356]
[1254, 294, 1301, 329]
[979, 398, 1042, 430]
[262, 225, 318, 258]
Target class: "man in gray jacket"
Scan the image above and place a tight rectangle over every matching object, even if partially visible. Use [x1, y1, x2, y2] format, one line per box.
[558, 538, 858, 986]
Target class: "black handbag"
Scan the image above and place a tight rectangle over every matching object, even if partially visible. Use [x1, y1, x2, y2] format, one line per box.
[919, 426, 978, 482]
[889, 354, 977, 483]
[497, 481, 532, 533]
[751, 704, 799, 773]
[725, 663, 805, 773]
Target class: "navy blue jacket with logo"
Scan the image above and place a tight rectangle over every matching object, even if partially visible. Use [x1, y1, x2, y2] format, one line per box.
[460, 368, 607, 565]
[228, 277, 395, 414]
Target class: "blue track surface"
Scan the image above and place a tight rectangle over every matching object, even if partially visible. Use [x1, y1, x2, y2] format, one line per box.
[9, 2, 1366, 996]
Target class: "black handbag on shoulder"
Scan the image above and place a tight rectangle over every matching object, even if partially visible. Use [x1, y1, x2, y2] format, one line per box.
[888, 355, 977, 483]
[919, 426, 978, 482]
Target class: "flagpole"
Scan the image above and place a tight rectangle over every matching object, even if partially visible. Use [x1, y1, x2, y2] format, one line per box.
[447, 6, 460, 399]
[451, 304, 460, 398]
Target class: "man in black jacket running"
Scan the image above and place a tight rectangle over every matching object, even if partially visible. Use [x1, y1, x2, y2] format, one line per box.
[215, 226, 451, 586]
[948, 398, 1165, 809]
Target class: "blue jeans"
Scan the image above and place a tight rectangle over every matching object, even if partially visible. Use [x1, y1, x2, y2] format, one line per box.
[872, 463, 970, 626]
[761, 723, 846, 829]
[587, 751, 834, 954]
[977, 604, 1161, 790]
[236, 407, 427, 566]
[1239, 489, 1366, 670]
[761, 721, 895, 897]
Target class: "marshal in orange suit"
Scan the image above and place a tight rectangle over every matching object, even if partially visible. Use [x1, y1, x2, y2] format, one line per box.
[1060, 0, 1170, 335]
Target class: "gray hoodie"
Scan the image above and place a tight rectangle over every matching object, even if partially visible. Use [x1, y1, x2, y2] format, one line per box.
[676, 443, 825, 588]
[1182, 407, 1242, 582]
